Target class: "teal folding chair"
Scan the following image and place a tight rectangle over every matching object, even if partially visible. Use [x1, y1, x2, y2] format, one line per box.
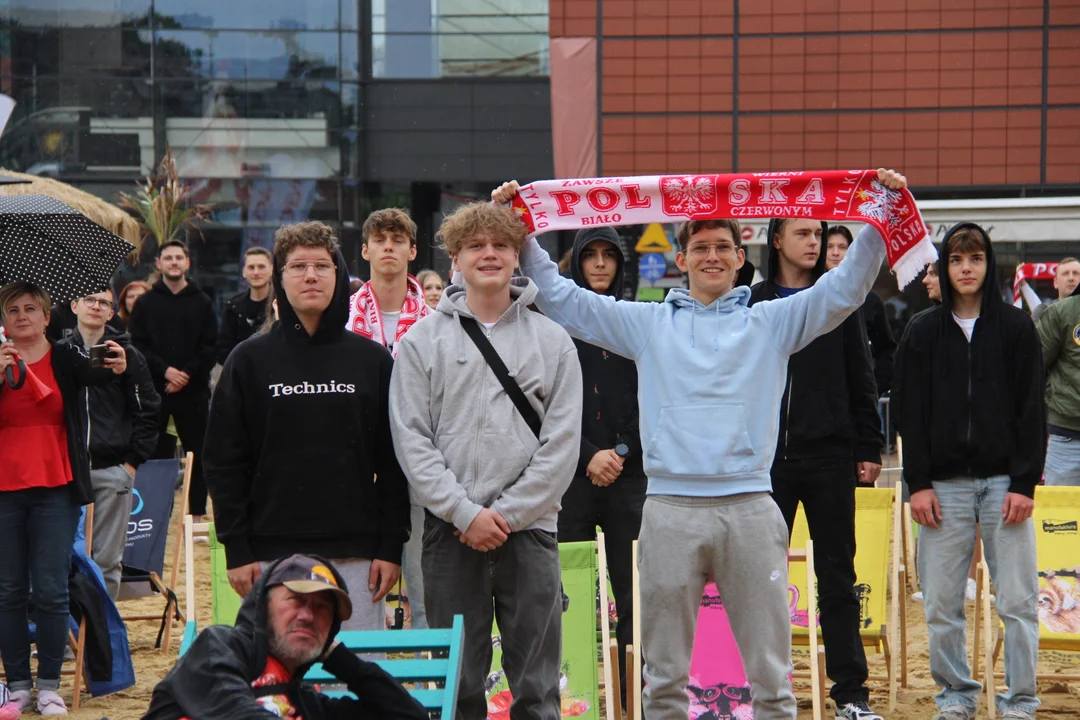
[306, 615, 465, 718]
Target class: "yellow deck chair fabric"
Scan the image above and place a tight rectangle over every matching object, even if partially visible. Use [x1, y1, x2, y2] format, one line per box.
[1016, 487, 1080, 652]
[789, 486, 895, 653]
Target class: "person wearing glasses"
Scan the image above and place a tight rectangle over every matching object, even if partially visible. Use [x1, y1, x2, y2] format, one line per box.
[129, 239, 218, 520]
[64, 289, 160, 599]
[204, 221, 410, 632]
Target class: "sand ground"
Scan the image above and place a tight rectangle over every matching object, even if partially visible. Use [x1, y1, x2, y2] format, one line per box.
[53, 487, 1080, 720]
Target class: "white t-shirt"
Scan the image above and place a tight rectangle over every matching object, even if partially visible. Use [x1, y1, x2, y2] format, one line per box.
[381, 311, 401, 350]
[952, 313, 977, 342]
[480, 321, 496, 331]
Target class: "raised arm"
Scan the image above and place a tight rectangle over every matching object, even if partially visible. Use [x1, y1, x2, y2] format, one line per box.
[518, 236, 657, 359]
[755, 223, 887, 356]
[491, 345, 583, 531]
[390, 335, 484, 533]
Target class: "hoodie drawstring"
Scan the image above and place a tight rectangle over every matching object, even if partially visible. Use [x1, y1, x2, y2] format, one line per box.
[689, 307, 697, 349]
[714, 302, 722, 351]
[453, 309, 467, 364]
[509, 305, 522, 377]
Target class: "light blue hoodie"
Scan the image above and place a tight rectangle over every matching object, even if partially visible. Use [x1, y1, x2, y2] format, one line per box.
[518, 225, 887, 497]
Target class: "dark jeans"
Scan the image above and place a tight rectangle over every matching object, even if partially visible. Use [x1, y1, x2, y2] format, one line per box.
[0, 485, 81, 691]
[557, 473, 646, 709]
[153, 389, 209, 516]
[422, 513, 563, 720]
[771, 456, 869, 705]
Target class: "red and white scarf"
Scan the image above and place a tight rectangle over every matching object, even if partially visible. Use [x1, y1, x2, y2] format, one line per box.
[1013, 262, 1058, 304]
[509, 170, 936, 288]
[346, 274, 430, 357]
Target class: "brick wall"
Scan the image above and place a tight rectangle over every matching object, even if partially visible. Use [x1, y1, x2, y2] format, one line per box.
[549, 0, 1080, 189]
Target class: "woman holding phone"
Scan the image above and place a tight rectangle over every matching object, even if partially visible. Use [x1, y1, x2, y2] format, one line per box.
[0, 281, 126, 716]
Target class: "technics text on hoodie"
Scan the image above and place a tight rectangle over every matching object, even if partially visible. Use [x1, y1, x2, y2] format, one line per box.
[894, 223, 1046, 498]
[204, 249, 410, 569]
[518, 224, 886, 498]
[389, 278, 583, 535]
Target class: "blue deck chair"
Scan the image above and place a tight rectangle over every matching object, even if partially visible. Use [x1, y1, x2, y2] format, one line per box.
[306, 615, 465, 718]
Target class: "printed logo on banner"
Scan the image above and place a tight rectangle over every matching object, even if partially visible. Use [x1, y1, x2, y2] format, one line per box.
[1042, 520, 1078, 534]
[660, 176, 718, 217]
[128, 487, 153, 538]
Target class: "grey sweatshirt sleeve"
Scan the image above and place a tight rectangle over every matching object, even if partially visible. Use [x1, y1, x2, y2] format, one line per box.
[491, 345, 583, 532]
[390, 334, 485, 533]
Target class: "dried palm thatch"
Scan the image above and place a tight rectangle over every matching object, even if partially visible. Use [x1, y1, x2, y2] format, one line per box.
[0, 168, 141, 250]
[119, 148, 211, 255]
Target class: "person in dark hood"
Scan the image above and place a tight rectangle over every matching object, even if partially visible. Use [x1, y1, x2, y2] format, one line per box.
[894, 223, 1044, 720]
[143, 554, 427, 720]
[559, 227, 644, 709]
[825, 225, 897, 395]
[65, 287, 160, 599]
[204, 221, 410, 633]
[748, 218, 884, 720]
[129, 239, 218, 518]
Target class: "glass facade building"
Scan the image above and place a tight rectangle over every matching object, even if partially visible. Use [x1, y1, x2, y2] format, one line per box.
[0, 0, 554, 307]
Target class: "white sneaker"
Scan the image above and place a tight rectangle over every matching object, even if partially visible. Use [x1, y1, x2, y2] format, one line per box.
[999, 709, 1035, 720]
[193, 536, 209, 545]
[8, 690, 31, 713]
[36, 690, 67, 716]
[965, 578, 996, 604]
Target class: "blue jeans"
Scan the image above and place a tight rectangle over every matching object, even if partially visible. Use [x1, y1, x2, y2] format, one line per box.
[1044, 434, 1080, 486]
[0, 486, 81, 691]
[917, 476, 1040, 715]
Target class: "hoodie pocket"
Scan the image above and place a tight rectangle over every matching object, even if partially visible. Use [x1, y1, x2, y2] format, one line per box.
[645, 404, 760, 478]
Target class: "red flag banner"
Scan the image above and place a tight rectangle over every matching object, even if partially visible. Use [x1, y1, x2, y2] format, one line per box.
[509, 170, 937, 288]
[1013, 262, 1059, 303]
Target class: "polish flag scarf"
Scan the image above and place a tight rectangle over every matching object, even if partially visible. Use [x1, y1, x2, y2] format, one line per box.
[1012, 262, 1058, 304]
[509, 170, 937, 288]
[346, 274, 430, 358]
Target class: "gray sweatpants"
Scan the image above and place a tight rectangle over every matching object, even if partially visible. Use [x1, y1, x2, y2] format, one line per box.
[422, 513, 563, 720]
[90, 465, 135, 600]
[638, 493, 797, 720]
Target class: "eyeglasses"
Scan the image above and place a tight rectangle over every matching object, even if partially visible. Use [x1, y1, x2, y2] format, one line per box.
[80, 297, 113, 309]
[283, 261, 336, 278]
[686, 243, 739, 258]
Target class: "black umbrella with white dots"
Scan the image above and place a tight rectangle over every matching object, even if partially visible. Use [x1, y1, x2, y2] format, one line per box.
[0, 194, 135, 303]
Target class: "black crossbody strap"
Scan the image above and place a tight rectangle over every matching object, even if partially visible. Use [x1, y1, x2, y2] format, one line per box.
[459, 315, 542, 439]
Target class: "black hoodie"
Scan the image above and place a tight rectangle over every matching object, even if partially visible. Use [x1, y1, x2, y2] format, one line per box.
[216, 289, 270, 364]
[569, 228, 643, 479]
[143, 556, 427, 720]
[129, 278, 218, 397]
[893, 223, 1046, 497]
[204, 249, 410, 569]
[748, 219, 883, 464]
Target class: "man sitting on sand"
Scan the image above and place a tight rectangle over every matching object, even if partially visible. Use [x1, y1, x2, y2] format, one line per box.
[142, 555, 427, 720]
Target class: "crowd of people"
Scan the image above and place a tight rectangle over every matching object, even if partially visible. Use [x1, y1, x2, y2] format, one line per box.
[0, 165, 1077, 720]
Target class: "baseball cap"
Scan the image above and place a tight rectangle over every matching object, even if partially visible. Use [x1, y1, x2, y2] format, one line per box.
[265, 555, 353, 621]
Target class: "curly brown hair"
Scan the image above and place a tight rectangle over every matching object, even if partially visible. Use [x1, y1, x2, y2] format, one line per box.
[363, 208, 417, 246]
[437, 202, 526, 257]
[273, 221, 341, 266]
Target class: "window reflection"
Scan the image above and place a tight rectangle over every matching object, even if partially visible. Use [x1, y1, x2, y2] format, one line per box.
[154, 30, 340, 81]
[152, 0, 343, 31]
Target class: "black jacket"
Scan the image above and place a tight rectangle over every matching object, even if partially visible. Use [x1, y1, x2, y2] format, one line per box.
[63, 326, 161, 470]
[143, 557, 427, 720]
[568, 228, 643, 479]
[205, 249, 410, 569]
[129, 279, 218, 397]
[0, 342, 116, 505]
[749, 219, 883, 464]
[216, 289, 269, 365]
[862, 290, 897, 395]
[894, 223, 1046, 497]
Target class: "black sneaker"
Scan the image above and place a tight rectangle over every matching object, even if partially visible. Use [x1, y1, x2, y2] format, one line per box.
[836, 701, 884, 720]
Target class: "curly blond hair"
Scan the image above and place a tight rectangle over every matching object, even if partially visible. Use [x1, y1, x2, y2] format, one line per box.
[436, 202, 526, 257]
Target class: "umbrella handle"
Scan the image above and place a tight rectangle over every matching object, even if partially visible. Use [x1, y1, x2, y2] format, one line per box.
[6, 358, 27, 390]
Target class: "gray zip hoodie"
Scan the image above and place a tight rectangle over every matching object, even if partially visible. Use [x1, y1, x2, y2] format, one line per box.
[389, 277, 583, 534]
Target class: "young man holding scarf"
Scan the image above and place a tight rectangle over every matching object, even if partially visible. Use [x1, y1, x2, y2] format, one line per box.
[346, 207, 431, 629]
[493, 168, 907, 720]
[748, 219, 883, 720]
[895, 223, 1044, 720]
[389, 202, 582, 720]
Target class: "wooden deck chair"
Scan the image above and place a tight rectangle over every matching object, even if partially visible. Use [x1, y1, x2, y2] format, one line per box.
[179, 519, 241, 655]
[593, 533, 619, 720]
[625, 539, 822, 720]
[119, 454, 193, 654]
[306, 615, 465, 717]
[981, 486, 1080, 716]
[789, 484, 907, 716]
[178, 515, 211, 656]
[64, 505, 94, 710]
